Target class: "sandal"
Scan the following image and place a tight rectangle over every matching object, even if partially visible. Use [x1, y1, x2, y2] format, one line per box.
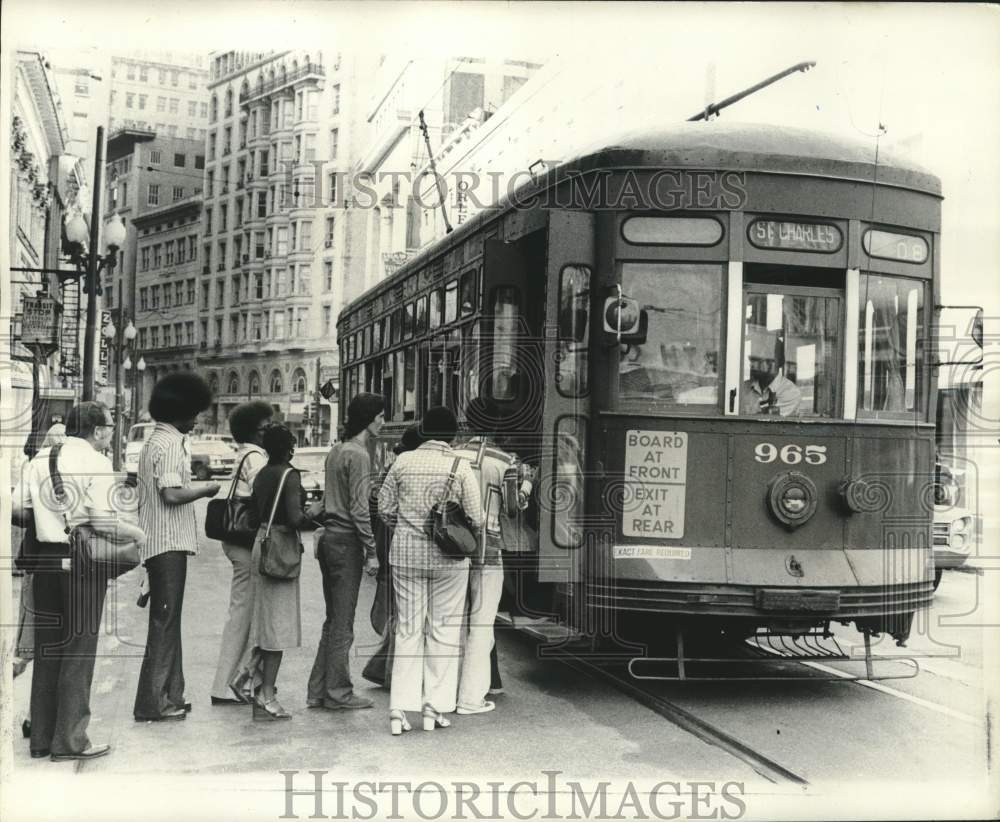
[389, 710, 411, 736]
[253, 696, 291, 721]
[422, 704, 451, 731]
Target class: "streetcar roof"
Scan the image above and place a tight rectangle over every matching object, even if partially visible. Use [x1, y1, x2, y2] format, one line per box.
[339, 122, 940, 328]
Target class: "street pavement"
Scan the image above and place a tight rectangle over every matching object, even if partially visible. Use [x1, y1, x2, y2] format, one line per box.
[5, 485, 998, 821]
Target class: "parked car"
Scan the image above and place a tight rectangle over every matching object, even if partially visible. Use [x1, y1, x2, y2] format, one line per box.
[931, 461, 976, 590]
[190, 438, 238, 480]
[123, 422, 155, 475]
[294, 446, 328, 504]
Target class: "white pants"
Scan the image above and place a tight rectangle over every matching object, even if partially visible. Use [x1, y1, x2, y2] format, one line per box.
[390, 564, 470, 714]
[457, 564, 504, 709]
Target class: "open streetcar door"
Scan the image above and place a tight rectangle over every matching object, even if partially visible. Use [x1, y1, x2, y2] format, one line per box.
[538, 210, 595, 582]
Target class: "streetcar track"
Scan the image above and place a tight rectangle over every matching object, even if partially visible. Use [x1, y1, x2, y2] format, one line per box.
[554, 653, 810, 787]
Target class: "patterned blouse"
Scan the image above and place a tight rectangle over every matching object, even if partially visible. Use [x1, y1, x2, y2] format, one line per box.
[377, 440, 483, 570]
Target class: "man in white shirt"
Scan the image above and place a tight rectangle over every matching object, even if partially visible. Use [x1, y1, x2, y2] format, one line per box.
[12, 402, 145, 761]
[740, 365, 802, 416]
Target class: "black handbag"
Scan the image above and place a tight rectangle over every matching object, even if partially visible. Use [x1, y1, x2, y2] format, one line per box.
[427, 458, 480, 559]
[47, 445, 140, 579]
[205, 451, 258, 546]
[258, 468, 304, 579]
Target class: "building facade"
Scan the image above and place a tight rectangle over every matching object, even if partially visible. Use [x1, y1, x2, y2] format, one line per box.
[130, 195, 202, 414]
[109, 51, 211, 142]
[102, 129, 205, 411]
[198, 49, 375, 445]
[358, 56, 542, 285]
[6, 51, 88, 466]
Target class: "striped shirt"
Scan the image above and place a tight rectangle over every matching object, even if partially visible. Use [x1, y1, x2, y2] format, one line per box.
[377, 440, 483, 570]
[453, 438, 530, 566]
[137, 422, 198, 561]
[232, 443, 268, 498]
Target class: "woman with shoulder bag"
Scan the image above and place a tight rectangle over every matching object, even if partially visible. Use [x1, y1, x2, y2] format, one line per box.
[378, 406, 483, 736]
[236, 424, 307, 720]
[209, 401, 272, 705]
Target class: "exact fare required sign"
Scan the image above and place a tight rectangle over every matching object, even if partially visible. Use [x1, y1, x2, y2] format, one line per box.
[623, 429, 688, 539]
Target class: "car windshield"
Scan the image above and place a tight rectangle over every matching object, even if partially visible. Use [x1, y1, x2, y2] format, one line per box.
[294, 453, 327, 474]
[128, 426, 153, 443]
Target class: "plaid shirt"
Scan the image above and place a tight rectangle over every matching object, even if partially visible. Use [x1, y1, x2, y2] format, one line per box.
[378, 440, 483, 570]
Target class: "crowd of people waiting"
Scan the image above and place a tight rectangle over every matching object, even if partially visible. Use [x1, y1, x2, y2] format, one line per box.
[12, 371, 534, 759]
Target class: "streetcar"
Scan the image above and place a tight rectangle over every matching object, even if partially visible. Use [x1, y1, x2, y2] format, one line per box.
[337, 122, 973, 677]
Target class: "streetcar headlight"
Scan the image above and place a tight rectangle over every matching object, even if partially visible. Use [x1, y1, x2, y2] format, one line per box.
[949, 516, 972, 551]
[780, 486, 807, 515]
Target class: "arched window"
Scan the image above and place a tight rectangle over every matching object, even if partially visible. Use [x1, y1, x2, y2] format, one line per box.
[291, 367, 307, 393]
[280, 64, 287, 83]
[291, 59, 298, 73]
[227, 371, 240, 394]
[208, 372, 219, 394]
[257, 74, 264, 94]
[225, 88, 233, 117]
[269, 369, 283, 394]
[248, 370, 261, 396]
[210, 94, 219, 122]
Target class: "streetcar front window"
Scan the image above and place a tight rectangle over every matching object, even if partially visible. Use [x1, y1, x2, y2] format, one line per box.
[857, 274, 926, 418]
[742, 288, 840, 417]
[618, 263, 723, 407]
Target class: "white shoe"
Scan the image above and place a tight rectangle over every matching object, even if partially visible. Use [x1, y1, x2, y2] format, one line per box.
[456, 700, 496, 715]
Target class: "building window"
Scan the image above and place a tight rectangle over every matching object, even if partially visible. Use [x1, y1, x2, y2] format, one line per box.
[170, 70, 179, 87]
[216, 279, 225, 308]
[163, 284, 172, 308]
[139, 65, 149, 82]
[141, 248, 150, 271]
[189, 236, 197, 259]
[172, 185, 184, 202]
[157, 96, 166, 112]
[165, 241, 175, 266]
[188, 100, 197, 117]
[149, 149, 161, 165]
[328, 173, 337, 205]
[153, 244, 162, 268]
[126, 92, 135, 108]
[201, 282, 210, 310]
[329, 128, 338, 159]
[324, 216, 335, 246]
[323, 261, 333, 291]
[186, 127, 196, 140]
[209, 132, 216, 160]
[177, 240, 186, 263]
[332, 84, 341, 115]
[150, 327, 159, 348]
[147, 184, 160, 206]
[187, 279, 195, 304]
[195, 154, 205, 170]
[151, 285, 161, 308]
[174, 153, 186, 168]
[175, 283, 184, 306]
[186, 321, 194, 344]
[140, 287, 148, 310]
[138, 94, 147, 110]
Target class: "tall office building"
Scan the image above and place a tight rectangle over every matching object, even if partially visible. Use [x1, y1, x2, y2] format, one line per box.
[198, 49, 374, 444]
[108, 51, 211, 141]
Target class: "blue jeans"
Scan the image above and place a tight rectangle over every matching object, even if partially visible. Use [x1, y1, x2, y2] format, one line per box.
[307, 530, 365, 704]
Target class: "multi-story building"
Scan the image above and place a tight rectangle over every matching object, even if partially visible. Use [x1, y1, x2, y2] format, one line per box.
[358, 56, 542, 286]
[6, 51, 89, 465]
[102, 129, 205, 409]
[108, 51, 210, 142]
[131, 195, 202, 405]
[198, 49, 374, 444]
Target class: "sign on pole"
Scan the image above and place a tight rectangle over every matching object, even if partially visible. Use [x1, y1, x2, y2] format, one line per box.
[21, 295, 59, 354]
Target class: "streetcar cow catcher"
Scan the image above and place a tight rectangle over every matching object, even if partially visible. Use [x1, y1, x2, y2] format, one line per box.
[337, 121, 976, 680]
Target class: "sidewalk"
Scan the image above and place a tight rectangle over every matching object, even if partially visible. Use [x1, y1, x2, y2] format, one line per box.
[7, 531, 759, 820]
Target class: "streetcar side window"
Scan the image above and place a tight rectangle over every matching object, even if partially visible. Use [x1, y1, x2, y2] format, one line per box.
[557, 265, 591, 397]
[491, 286, 521, 401]
[403, 302, 415, 340]
[416, 295, 428, 336]
[381, 354, 395, 420]
[618, 263, 723, 408]
[857, 274, 926, 418]
[445, 280, 459, 324]
[429, 289, 443, 329]
[460, 268, 478, 316]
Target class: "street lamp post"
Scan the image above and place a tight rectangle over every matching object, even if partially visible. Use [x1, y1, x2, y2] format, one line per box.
[65, 207, 126, 403]
[130, 354, 146, 426]
[103, 316, 137, 469]
[64, 125, 128, 402]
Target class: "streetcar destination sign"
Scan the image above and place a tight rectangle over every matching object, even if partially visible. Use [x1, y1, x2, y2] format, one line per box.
[747, 219, 842, 253]
[622, 429, 688, 540]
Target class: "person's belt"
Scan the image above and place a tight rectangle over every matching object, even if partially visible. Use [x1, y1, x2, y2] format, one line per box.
[320, 513, 355, 530]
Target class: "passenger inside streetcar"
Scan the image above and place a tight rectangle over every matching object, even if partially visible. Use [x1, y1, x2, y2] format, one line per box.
[740, 361, 801, 416]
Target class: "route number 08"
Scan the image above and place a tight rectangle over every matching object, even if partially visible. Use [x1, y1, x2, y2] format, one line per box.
[754, 443, 827, 465]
